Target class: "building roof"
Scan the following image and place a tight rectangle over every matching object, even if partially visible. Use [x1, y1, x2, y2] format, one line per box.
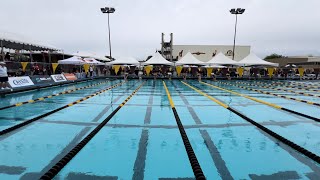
[0, 31, 60, 51]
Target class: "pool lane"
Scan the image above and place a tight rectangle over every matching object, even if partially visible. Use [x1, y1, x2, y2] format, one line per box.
[199, 81, 320, 123]
[259, 80, 320, 90]
[192, 81, 320, 155]
[0, 79, 110, 111]
[233, 81, 320, 105]
[0, 80, 123, 131]
[218, 81, 320, 118]
[0, 79, 108, 108]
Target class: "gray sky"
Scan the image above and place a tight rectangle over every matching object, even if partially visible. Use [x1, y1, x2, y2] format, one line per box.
[1, 0, 319, 59]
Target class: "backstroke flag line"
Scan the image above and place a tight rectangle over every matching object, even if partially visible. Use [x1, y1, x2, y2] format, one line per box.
[145, 66, 152, 76]
[237, 67, 244, 77]
[83, 64, 90, 74]
[21, 62, 29, 72]
[112, 65, 121, 75]
[176, 66, 183, 76]
[52, 63, 59, 74]
[267, 68, 275, 78]
[206, 67, 213, 77]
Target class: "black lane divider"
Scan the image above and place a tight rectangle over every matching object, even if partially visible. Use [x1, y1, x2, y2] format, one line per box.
[40, 81, 146, 180]
[182, 81, 320, 166]
[163, 81, 206, 180]
[0, 81, 126, 136]
[0, 80, 111, 111]
[200, 81, 320, 123]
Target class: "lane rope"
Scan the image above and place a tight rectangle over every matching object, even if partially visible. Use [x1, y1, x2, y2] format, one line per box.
[182, 81, 320, 165]
[163, 81, 206, 180]
[218, 81, 320, 107]
[262, 81, 320, 89]
[199, 81, 320, 122]
[40, 81, 146, 180]
[0, 81, 126, 136]
[249, 81, 320, 93]
[0, 80, 111, 111]
[236, 81, 320, 98]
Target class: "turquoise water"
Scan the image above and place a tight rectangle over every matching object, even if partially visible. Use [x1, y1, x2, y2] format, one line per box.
[0, 79, 319, 179]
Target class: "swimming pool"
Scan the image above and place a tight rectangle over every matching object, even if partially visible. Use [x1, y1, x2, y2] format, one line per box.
[0, 79, 320, 179]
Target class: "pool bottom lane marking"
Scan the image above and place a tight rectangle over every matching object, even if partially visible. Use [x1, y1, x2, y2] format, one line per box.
[40, 81, 146, 180]
[0, 81, 126, 136]
[133, 82, 155, 180]
[163, 81, 206, 180]
[0, 80, 111, 111]
[170, 81, 232, 179]
[199, 81, 320, 123]
[219, 81, 320, 107]
[170, 81, 202, 125]
[181, 81, 320, 165]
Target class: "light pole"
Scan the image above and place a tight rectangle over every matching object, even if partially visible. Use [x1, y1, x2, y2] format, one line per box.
[101, 7, 115, 60]
[230, 8, 245, 60]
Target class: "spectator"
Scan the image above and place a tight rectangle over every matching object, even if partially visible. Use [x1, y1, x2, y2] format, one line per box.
[89, 65, 94, 77]
[33, 63, 40, 75]
[16, 67, 25, 76]
[0, 62, 10, 89]
[4, 52, 10, 61]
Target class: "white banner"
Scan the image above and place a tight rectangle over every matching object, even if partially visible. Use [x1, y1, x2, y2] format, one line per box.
[51, 74, 67, 82]
[8, 76, 34, 88]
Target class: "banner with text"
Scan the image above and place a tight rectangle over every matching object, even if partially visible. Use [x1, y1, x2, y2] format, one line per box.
[63, 73, 78, 81]
[31, 75, 54, 85]
[51, 74, 67, 82]
[8, 76, 34, 88]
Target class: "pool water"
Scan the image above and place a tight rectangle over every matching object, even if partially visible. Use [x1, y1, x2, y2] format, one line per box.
[0, 79, 319, 179]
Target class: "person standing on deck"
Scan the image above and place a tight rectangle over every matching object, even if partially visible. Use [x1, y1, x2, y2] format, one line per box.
[89, 65, 94, 78]
[0, 62, 10, 89]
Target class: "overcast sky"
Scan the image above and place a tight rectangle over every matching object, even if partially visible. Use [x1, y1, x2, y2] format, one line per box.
[1, 0, 319, 59]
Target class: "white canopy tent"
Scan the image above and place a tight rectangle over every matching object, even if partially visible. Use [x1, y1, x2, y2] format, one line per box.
[204, 65, 226, 68]
[58, 56, 86, 65]
[205, 52, 239, 66]
[237, 53, 279, 67]
[72, 51, 96, 58]
[95, 56, 110, 62]
[108, 57, 140, 66]
[175, 52, 206, 66]
[72, 51, 110, 62]
[83, 58, 105, 65]
[142, 52, 174, 66]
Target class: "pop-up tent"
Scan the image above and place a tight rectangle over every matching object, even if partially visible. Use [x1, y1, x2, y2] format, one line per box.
[108, 57, 140, 65]
[205, 52, 239, 66]
[72, 51, 96, 58]
[237, 53, 279, 67]
[142, 52, 173, 65]
[83, 58, 105, 65]
[95, 56, 110, 62]
[175, 52, 205, 66]
[58, 56, 86, 65]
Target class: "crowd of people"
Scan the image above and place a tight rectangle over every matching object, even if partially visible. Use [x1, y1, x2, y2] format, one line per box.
[1, 60, 319, 91]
